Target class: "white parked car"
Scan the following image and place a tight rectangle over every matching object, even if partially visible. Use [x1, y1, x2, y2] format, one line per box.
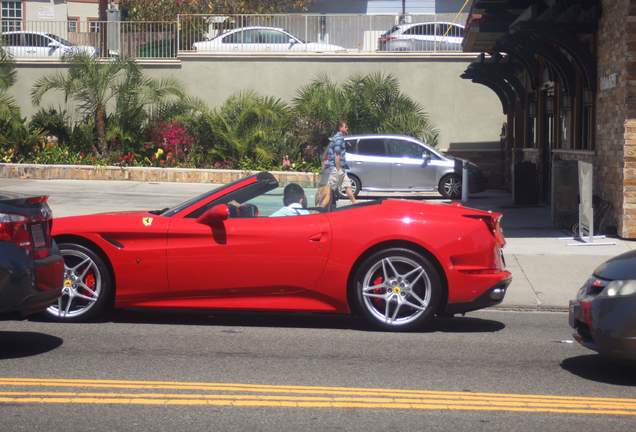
[0, 31, 97, 58]
[378, 22, 464, 52]
[193, 26, 345, 53]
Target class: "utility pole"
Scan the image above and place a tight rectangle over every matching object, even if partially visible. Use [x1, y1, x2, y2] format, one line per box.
[400, 0, 407, 24]
[99, 0, 108, 57]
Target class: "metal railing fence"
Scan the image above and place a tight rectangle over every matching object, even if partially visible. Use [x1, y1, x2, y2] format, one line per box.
[0, 13, 467, 60]
[0, 20, 177, 59]
[178, 13, 466, 54]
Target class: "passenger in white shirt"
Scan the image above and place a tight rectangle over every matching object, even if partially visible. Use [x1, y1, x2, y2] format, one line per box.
[270, 183, 310, 217]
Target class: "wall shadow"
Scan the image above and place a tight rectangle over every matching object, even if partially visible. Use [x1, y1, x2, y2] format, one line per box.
[561, 355, 636, 386]
[0, 331, 63, 360]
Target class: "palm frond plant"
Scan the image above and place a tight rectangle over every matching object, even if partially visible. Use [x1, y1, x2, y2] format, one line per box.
[0, 43, 44, 160]
[200, 91, 297, 167]
[31, 53, 185, 157]
[342, 72, 438, 145]
[292, 75, 349, 159]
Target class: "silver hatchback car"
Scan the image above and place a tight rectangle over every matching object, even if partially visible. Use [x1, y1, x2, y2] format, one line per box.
[341, 135, 486, 199]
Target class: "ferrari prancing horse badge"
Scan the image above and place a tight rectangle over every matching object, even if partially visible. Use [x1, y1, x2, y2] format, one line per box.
[142, 217, 153, 227]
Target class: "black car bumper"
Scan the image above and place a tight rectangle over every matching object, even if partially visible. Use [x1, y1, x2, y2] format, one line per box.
[444, 277, 512, 315]
[569, 293, 636, 360]
[0, 242, 64, 319]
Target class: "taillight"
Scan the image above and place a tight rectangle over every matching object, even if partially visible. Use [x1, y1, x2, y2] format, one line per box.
[0, 212, 32, 254]
[464, 213, 506, 247]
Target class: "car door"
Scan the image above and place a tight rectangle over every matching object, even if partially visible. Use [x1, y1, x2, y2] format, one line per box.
[1, 33, 22, 58]
[221, 29, 259, 52]
[348, 138, 392, 190]
[413, 23, 437, 51]
[257, 29, 296, 52]
[386, 138, 436, 190]
[166, 210, 331, 299]
[24, 33, 51, 57]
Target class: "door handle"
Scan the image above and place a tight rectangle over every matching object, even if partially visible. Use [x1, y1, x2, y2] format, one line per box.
[354, 161, 363, 165]
[308, 232, 326, 242]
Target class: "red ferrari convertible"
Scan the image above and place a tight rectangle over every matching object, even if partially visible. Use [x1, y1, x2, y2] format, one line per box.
[49, 172, 511, 330]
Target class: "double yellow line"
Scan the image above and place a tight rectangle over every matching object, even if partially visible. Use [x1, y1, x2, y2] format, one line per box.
[1, 378, 635, 416]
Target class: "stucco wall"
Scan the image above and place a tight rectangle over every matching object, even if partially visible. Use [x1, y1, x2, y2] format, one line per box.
[9, 55, 505, 150]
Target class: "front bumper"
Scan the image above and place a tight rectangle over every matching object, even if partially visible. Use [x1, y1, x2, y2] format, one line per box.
[569, 293, 636, 360]
[0, 242, 64, 319]
[444, 275, 512, 314]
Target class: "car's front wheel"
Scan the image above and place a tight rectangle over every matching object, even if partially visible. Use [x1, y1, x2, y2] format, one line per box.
[46, 243, 113, 322]
[353, 248, 442, 331]
[439, 174, 462, 199]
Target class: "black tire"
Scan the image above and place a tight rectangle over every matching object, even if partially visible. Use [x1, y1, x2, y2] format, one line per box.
[336, 174, 361, 200]
[439, 174, 462, 199]
[45, 242, 113, 322]
[352, 247, 442, 331]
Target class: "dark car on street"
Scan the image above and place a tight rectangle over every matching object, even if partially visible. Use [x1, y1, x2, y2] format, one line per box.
[569, 250, 636, 360]
[0, 192, 64, 319]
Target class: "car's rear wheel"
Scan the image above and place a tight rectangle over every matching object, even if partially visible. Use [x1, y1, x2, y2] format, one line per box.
[336, 174, 361, 199]
[353, 248, 441, 331]
[439, 174, 461, 199]
[46, 243, 113, 322]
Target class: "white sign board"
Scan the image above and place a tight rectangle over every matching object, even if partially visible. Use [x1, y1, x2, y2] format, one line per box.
[578, 161, 594, 241]
[37, 6, 55, 20]
[600, 73, 617, 91]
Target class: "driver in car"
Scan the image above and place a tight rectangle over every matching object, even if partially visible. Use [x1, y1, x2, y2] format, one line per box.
[270, 183, 310, 217]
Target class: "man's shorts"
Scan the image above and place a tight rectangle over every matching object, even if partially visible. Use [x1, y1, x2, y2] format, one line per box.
[324, 168, 352, 191]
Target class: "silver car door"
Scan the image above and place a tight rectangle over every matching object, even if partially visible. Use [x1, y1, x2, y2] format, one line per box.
[386, 138, 436, 190]
[348, 138, 392, 190]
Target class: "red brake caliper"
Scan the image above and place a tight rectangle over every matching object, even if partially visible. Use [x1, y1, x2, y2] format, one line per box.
[83, 273, 96, 296]
[371, 275, 384, 308]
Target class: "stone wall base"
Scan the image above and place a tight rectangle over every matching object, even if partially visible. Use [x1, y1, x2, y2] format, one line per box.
[0, 163, 320, 187]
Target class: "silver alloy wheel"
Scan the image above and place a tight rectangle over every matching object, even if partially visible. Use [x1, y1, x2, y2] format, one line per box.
[361, 256, 432, 326]
[47, 248, 102, 319]
[442, 175, 461, 198]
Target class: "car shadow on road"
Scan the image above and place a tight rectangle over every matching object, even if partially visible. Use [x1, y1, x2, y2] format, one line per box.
[0, 331, 63, 360]
[561, 355, 636, 386]
[107, 310, 505, 333]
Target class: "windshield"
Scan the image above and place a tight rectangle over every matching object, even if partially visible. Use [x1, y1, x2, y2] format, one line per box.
[161, 172, 277, 217]
[383, 25, 400, 36]
[161, 177, 252, 217]
[46, 33, 74, 46]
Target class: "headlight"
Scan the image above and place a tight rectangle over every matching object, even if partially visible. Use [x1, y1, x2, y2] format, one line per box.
[603, 280, 636, 297]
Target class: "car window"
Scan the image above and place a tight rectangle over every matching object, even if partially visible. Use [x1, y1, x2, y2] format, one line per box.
[436, 24, 464, 37]
[404, 24, 436, 36]
[1, 33, 22, 46]
[344, 139, 356, 153]
[257, 29, 289, 44]
[383, 25, 400, 36]
[223, 29, 258, 44]
[357, 138, 387, 156]
[386, 139, 427, 159]
[46, 33, 73, 46]
[24, 33, 51, 48]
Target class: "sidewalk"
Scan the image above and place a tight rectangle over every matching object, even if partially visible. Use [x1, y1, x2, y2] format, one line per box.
[2, 178, 633, 311]
[465, 191, 636, 311]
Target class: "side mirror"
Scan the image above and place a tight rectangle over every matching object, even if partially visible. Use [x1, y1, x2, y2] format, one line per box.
[289, 38, 297, 45]
[422, 154, 432, 166]
[196, 204, 229, 227]
[48, 41, 60, 48]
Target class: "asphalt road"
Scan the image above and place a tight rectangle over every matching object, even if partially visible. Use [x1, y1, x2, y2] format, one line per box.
[1, 310, 635, 431]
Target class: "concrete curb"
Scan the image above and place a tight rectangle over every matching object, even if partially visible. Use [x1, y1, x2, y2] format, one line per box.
[0, 163, 320, 187]
[491, 304, 569, 313]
